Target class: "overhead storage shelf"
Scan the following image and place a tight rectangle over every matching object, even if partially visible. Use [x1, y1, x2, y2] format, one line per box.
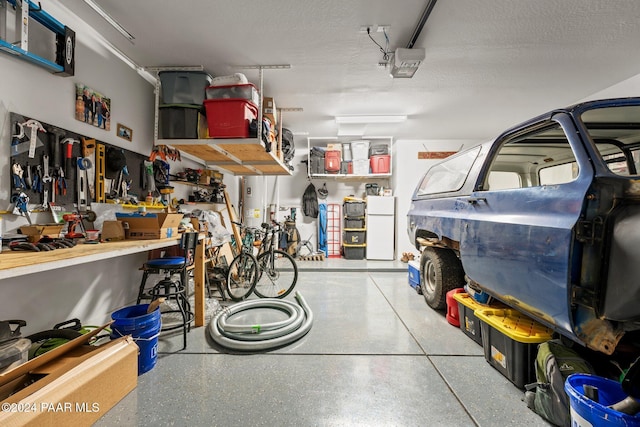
[151, 65, 293, 176]
[162, 138, 292, 176]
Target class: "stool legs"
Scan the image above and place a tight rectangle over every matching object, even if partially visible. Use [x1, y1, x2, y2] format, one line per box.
[150, 278, 189, 350]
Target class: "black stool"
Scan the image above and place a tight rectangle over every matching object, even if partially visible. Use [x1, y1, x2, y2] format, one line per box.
[137, 232, 198, 350]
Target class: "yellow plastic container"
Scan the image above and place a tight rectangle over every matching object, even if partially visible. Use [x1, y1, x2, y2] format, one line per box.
[452, 292, 492, 345]
[475, 308, 553, 388]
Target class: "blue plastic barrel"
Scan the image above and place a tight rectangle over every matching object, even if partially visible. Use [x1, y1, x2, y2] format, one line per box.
[565, 373, 640, 427]
[111, 304, 161, 375]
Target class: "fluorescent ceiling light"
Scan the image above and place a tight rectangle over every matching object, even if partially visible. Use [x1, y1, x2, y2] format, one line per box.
[335, 115, 407, 124]
[83, 0, 135, 42]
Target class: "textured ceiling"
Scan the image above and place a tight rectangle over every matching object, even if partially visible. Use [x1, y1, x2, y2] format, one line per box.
[60, 0, 640, 145]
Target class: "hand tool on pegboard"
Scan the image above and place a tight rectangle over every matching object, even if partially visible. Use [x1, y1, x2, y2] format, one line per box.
[95, 143, 106, 203]
[11, 162, 26, 190]
[49, 128, 65, 170]
[11, 121, 43, 156]
[24, 162, 32, 189]
[24, 119, 46, 159]
[77, 157, 92, 212]
[82, 138, 96, 200]
[62, 138, 80, 180]
[10, 192, 32, 225]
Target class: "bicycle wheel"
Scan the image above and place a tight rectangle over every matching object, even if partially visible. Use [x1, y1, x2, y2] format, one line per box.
[254, 250, 298, 298]
[226, 252, 258, 301]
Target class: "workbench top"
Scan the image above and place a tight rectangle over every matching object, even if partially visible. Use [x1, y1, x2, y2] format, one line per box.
[0, 237, 181, 280]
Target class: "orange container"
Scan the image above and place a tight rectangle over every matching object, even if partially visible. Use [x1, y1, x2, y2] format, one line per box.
[370, 154, 390, 173]
[324, 150, 341, 173]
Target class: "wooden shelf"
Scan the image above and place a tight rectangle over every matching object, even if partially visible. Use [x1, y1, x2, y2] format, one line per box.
[310, 173, 391, 179]
[160, 138, 292, 176]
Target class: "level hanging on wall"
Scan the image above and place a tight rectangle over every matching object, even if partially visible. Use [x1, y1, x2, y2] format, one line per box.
[0, 0, 75, 76]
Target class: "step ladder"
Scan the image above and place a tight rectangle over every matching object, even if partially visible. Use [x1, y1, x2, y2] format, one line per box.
[0, 0, 74, 75]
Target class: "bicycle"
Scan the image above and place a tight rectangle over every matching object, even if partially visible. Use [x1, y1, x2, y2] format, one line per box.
[253, 221, 298, 298]
[206, 233, 258, 302]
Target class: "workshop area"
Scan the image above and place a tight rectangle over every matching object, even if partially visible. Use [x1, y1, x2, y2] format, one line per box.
[1, 1, 640, 426]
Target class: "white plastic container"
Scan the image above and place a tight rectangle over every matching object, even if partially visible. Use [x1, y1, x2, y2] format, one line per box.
[210, 73, 248, 87]
[205, 83, 259, 106]
[350, 140, 370, 160]
[342, 143, 352, 161]
[0, 338, 31, 374]
[352, 159, 369, 175]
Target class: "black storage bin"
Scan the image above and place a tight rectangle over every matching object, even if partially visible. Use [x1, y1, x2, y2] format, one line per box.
[340, 161, 351, 174]
[344, 218, 365, 228]
[369, 143, 389, 157]
[159, 71, 212, 105]
[343, 244, 366, 259]
[159, 104, 202, 139]
[343, 201, 365, 218]
[309, 147, 325, 175]
[365, 183, 379, 196]
[344, 229, 366, 244]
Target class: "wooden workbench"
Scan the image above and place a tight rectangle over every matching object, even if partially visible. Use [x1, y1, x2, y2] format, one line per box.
[0, 236, 211, 327]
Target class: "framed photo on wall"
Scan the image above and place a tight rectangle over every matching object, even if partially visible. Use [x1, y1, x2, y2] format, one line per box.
[117, 123, 133, 141]
[75, 84, 111, 131]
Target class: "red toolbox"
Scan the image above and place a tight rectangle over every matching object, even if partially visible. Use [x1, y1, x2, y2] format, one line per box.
[370, 154, 391, 174]
[324, 150, 341, 173]
[204, 99, 258, 138]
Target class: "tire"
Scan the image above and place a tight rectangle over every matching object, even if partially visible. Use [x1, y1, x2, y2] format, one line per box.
[420, 247, 464, 310]
[254, 250, 298, 298]
[226, 252, 258, 301]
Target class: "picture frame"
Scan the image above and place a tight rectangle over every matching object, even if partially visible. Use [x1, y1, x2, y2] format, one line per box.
[117, 123, 133, 142]
[75, 84, 111, 130]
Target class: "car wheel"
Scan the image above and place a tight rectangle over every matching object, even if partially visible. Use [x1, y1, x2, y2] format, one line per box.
[420, 247, 464, 310]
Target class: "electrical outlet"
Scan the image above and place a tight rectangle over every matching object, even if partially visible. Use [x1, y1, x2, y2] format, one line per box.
[376, 25, 390, 33]
[359, 26, 372, 33]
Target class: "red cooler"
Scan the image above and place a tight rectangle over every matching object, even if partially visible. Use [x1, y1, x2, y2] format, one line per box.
[204, 99, 258, 138]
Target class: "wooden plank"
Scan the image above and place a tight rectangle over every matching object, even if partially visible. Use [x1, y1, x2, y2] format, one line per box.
[194, 239, 205, 327]
[417, 151, 458, 159]
[217, 143, 274, 162]
[0, 237, 180, 279]
[224, 189, 242, 255]
[177, 144, 233, 163]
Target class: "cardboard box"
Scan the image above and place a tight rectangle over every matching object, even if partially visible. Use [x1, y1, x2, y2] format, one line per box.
[18, 224, 65, 243]
[115, 213, 183, 240]
[262, 96, 277, 127]
[101, 221, 125, 241]
[0, 326, 138, 426]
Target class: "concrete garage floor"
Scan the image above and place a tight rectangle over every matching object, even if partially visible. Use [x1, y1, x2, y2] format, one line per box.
[96, 259, 549, 426]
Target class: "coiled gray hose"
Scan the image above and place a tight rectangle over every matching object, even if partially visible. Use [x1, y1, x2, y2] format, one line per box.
[208, 291, 313, 351]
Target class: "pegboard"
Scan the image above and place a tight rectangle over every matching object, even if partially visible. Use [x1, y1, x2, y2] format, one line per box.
[9, 112, 150, 213]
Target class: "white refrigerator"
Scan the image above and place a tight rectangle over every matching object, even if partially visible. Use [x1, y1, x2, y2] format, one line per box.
[366, 196, 396, 260]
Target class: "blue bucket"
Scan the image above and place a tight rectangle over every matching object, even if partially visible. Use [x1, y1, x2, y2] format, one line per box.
[111, 304, 161, 375]
[565, 374, 640, 427]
